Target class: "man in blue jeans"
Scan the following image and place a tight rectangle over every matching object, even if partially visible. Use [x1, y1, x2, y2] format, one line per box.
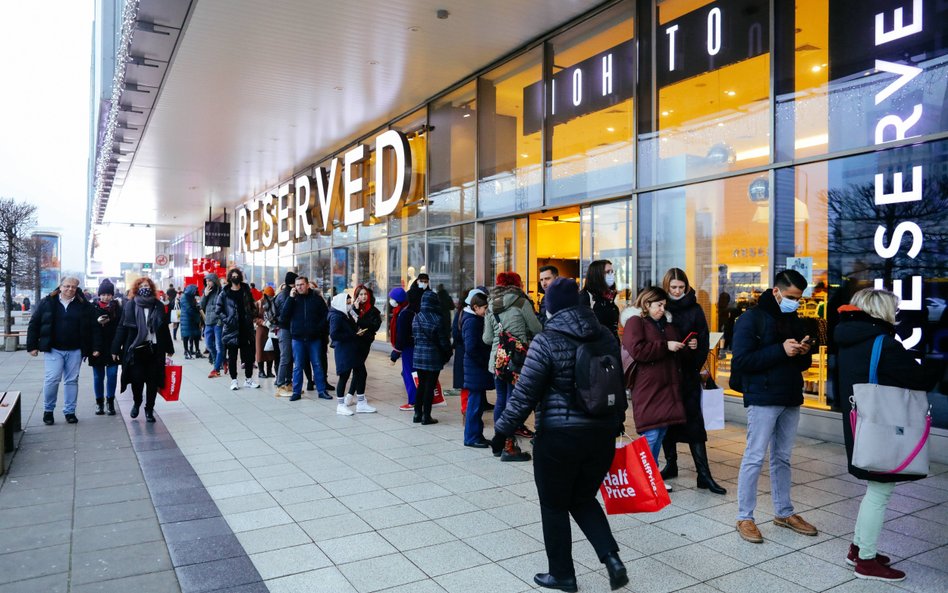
[280, 275, 330, 401]
[732, 269, 816, 544]
[201, 272, 225, 378]
[27, 277, 93, 425]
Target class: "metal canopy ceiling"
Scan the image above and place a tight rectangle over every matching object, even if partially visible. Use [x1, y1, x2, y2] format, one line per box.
[101, 0, 608, 239]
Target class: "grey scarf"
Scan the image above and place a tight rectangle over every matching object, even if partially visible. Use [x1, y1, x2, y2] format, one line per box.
[129, 295, 162, 351]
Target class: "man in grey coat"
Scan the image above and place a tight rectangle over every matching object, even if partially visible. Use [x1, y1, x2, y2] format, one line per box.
[273, 271, 298, 396]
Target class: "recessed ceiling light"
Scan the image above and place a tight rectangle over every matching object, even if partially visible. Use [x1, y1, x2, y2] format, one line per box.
[811, 65, 822, 72]
[521, 153, 529, 158]
[462, 113, 470, 118]
[725, 90, 736, 96]
[606, 127, 615, 132]
[661, 111, 669, 116]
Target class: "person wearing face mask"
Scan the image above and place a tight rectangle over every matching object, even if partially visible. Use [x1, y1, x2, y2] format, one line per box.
[412, 291, 452, 424]
[388, 287, 419, 409]
[581, 260, 621, 343]
[341, 285, 381, 413]
[460, 289, 492, 447]
[215, 268, 261, 391]
[657, 268, 726, 495]
[89, 279, 122, 416]
[732, 269, 816, 545]
[328, 292, 360, 416]
[111, 277, 174, 422]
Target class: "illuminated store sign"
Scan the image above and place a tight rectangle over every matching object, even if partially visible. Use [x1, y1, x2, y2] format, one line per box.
[657, 0, 768, 88]
[522, 39, 635, 135]
[237, 130, 412, 252]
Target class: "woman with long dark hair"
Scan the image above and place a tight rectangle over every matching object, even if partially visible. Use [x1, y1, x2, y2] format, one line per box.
[345, 284, 381, 413]
[112, 277, 174, 422]
[659, 268, 726, 494]
[581, 259, 621, 341]
[89, 279, 121, 416]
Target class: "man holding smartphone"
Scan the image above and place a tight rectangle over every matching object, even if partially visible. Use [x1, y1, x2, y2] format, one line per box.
[732, 269, 815, 544]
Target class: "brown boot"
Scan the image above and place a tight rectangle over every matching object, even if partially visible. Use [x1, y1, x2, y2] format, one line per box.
[500, 437, 531, 462]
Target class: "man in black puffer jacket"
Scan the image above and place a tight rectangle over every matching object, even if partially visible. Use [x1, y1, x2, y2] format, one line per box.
[492, 277, 628, 593]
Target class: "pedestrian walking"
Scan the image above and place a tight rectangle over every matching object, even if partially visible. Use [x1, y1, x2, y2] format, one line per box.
[659, 268, 726, 494]
[27, 276, 93, 425]
[89, 279, 121, 416]
[491, 277, 629, 592]
[412, 291, 451, 424]
[215, 268, 261, 390]
[112, 277, 174, 422]
[179, 284, 202, 359]
[834, 288, 943, 581]
[201, 273, 225, 377]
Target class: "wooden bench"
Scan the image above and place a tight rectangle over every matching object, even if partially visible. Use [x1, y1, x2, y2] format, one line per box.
[0, 391, 22, 476]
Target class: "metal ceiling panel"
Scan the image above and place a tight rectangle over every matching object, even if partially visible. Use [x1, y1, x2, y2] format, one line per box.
[102, 0, 609, 237]
[137, 0, 192, 28]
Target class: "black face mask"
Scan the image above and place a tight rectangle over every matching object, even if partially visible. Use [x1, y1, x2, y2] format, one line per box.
[229, 276, 240, 285]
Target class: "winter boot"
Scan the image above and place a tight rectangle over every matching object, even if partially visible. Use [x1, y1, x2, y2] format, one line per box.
[95, 398, 105, 415]
[691, 442, 726, 494]
[660, 439, 678, 480]
[500, 437, 531, 462]
[106, 398, 116, 416]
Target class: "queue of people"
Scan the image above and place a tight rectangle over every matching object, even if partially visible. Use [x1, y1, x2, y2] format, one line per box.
[24, 264, 944, 588]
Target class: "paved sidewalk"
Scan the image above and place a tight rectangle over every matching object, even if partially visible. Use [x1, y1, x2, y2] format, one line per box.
[1, 346, 947, 593]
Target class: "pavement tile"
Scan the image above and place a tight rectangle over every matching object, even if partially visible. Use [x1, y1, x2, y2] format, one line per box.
[167, 533, 248, 567]
[161, 516, 234, 544]
[249, 543, 332, 580]
[154, 500, 222, 524]
[0, 519, 72, 554]
[378, 521, 457, 551]
[71, 540, 173, 585]
[0, 572, 68, 593]
[225, 506, 294, 532]
[0, 543, 70, 584]
[758, 552, 855, 591]
[235, 524, 313, 555]
[709, 566, 811, 593]
[338, 552, 427, 593]
[265, 567, 357, 593]
[653, 542, 748, 581]
[318, 532, 397, 565]
[434, 563, 532, 593]
[174, 556, 261, 593]
[70, 570, 181, 593]
[404, 540, 492, 577]
[72, 517, 164, 552]
[434, 510, 509, 539]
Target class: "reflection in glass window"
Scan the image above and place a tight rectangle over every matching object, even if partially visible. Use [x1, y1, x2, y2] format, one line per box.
[428, 224, 475, 309]
[331, 246, 356, 295]
[314, 250, 331, 295]
[486, 220, 515, 284]
[356, 239, 389, 341]
[775, 0, 948, 160]
[388, 110, 427, 237]
[639, 0, 771, 187]
[428, 84, 476, 226]
[477, 48, 543, 217]
[581, 201, 633, 312]
[547, 2, 634, 205]
[388, 233, 426, 292]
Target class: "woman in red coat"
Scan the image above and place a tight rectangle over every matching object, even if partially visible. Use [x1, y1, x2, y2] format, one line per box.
[622, 286, 689, 476]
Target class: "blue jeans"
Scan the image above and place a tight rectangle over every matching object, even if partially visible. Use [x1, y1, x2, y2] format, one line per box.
[737, 405, 801, 521]
[92, 365, 118, 400]
[641, 427, 669, 463]
[204, 324, 223, 371]
[43, 349, 82, 414]
[494, 378, 513, 425]
[277, 327, 293, 386]
[291, 339, 327, 395]
[464, 389, 486, 445]
[400, 347, 417, 404]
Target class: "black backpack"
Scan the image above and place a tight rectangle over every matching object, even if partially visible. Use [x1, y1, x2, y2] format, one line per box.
[553, 330, 628, 417]
[728, 309, 766, 394]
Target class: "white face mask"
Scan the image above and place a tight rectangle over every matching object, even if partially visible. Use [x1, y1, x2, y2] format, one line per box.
[546, 311, 553, 320]
[605, 273, 616, 286]
[389, 298, 399, 308]
[417, 282, 428, 290]
[669, 292, 685, 301]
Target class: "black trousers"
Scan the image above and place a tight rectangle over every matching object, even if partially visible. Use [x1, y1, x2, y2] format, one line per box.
[130, 382, 157, 411]
[345, 363, 368, 395]
[533, 428, 619, 579]
[414, 369, 440, 418]
[227, 340, 255, 379]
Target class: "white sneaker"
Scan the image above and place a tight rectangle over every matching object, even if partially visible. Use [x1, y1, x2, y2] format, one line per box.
[336, 403, 354, 416]
[244, 379, 260, 389]
[344, 393, 354, 406]
[230, 379, 239, 390]
[356, 400, 377, 414]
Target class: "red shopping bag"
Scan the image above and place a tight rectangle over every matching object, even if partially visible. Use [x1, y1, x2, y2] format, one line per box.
[600, 437, 671, 514]
[159, 365, 183, 402]
[411, 372, 445, 405]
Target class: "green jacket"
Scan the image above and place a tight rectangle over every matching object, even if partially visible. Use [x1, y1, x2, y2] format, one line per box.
[482, 285, 542, 374]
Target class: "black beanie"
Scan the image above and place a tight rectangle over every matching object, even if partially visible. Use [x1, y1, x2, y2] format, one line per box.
[98, 278, 115, 296]
[285, 271, 298, 286]
[544, 277, 579, 314]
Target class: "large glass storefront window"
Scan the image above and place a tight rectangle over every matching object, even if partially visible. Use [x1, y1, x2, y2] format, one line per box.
[638, 0, 771, 187]
[428, 224, 476, 307]
[357, 238, 389, 341]
[580, 200, 634, 313]
[775, 0, 948, 160]
[477, 48, 544, 217]
[547, 2, 634, 204]
[428, 84, 476, 226]
[389, 110, 427, 236]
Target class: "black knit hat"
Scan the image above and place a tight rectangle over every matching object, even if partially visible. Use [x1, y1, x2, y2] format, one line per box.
[97, 278, 115, 296]
[285, 271, 298, 285]
[544, 277, 579, 314]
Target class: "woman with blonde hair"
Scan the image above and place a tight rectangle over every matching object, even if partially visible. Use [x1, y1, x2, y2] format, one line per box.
[112, 277, 174, 422]
[834, 288, 942, 582]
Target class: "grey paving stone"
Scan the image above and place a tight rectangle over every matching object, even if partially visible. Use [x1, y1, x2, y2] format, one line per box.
[0, 543, 70, 584]
[653, 542, 748, 581]
[404, 540, 492, 577]
[213, 493, 280, 516]
[174, 556, 261, 593]
[462, 529, 546, 562]
[378, 521, 456, 551]
[249, 543, 332, 580]
[709, 566, 811, 593]
[73, 482, 151, 507]
[161, 516, 235, 544]
[0, 484, 74, 507]
[884, 514, 948, 545]
[299, 511, 373, 542]
[72, 517, 164, 552]
[71, 540, 173, 585]
[76, 469, 147, 491]
[357, 503, 429, 531]
[1, 470, 75, 490]
[224, 506, 294, 533]
[0, 519, 72, 554]
[338, 552, 427, 593]
[434, 563, 532, 593]
[235, 524, 313, 555]
[654, 512, 734, 543]
[434, 510, 509, 539]
[265, 567, 357, 593]
[758, 552, 855, 591]
[150, 486, 214, 507]
[167, 533, 248, 568]
[317, 532, 397, 565]
[155, 500, 222, 524]
[700, 530, 796, 564]
[612, 523, 692, 555]
[0, 572, 67, 593]
[74, 499, 158, 528]
[70, 569, 182, 593]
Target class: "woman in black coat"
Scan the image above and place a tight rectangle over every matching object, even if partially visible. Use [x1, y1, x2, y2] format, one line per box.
[659, 268, 726, 494]
[833, 288, 943, 582]
[215, 268, 260, 390]
[492, 278, 628, 592]
[90, 279, 121, 416]
[344, 285, 382, 413]
[112, 277, 174, 422]
[412, 291, 451, 425]
[580, 259, 621, 342]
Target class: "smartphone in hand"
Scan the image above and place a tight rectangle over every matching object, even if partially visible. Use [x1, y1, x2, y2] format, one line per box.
[681, 331, 697, 344]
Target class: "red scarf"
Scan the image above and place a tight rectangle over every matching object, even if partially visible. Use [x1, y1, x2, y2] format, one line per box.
[389, 303, 406, 348]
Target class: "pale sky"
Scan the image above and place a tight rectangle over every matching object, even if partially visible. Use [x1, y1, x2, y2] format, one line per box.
[0, 0, 94, 276]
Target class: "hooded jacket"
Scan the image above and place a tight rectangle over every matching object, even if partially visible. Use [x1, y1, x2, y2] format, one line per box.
[27, 288, 93, 355]
[482, 285, 543, 374]
[178, 284, 202, 338]
[215, 282, 259, 347]
[496, 306, 625, 435]
[328, 293, 359, 374]
[833, 308, 942, 483]
[623, 312, 687, 432]
[412, 291, 451, 372]
[461, 310, 494, 392]
[200, 274, 223, 326]
[731, 289, 813, 407]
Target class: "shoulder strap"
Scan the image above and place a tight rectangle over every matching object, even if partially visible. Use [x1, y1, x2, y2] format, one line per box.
[868, 334, 885, 384]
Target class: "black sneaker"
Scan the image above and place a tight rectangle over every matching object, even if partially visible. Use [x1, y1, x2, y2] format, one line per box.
[145, 409, 156, 423]
[43, 411, 54, 425]
[65, 413, 78, 424]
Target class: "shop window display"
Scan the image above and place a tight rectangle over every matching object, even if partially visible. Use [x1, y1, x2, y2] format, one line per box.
[546, 2, 634, 205]
[388, 110, 427, 237]
[638, 0, 771, 188]
[427, 224, 476, 309]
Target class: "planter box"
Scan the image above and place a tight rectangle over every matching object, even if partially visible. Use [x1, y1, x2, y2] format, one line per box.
[3, 335, 19, 352]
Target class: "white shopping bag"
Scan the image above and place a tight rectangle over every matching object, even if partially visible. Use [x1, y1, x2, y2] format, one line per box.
[701, 387, 725, 431]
